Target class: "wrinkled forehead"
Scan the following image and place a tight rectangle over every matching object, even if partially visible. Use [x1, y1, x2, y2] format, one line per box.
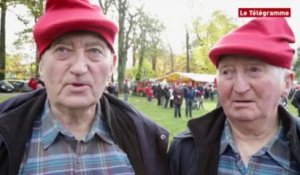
[50, 31, 109, 48]
[218, 55, 267, 67]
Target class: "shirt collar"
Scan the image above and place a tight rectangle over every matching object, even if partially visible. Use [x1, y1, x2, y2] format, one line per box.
[265, 127, 290, 169]
[41, 101, 113, 149]
[219, 120, 237, 155]
[219, 119, 291, 170]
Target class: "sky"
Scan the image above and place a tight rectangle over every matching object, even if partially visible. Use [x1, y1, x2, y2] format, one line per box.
[138, 0, 300, 53]
[5, 0, 300, 57]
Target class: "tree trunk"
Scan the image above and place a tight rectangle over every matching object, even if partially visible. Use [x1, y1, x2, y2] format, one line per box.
[117, 0, 128, 92]
[118, 49, 127, 92]
[185, 29, 190, 73]
[135, 47, 145, 81]
[0, 1, 6, 80]
[132, 45, 136, 67]
[167, 43, 174, 73]
[151, 55, 156, 71]
[170, 51, 174, 73]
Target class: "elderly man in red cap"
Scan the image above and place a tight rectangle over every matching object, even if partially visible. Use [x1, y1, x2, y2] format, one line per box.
[0, 0, 169, 175]
[169, 17, 300, 175]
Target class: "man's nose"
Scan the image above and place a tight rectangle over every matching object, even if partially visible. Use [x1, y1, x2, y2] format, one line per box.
[69, 51, 88, 75]
[233, 73, 250, 94]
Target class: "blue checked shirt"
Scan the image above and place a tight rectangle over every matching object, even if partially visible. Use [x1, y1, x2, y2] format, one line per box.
[18, 101, 134, 175]
[218, 120, 300, 175]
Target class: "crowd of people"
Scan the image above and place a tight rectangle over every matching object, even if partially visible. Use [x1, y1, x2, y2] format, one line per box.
[106, 79, 217, 118]
[0, 0, 300, 174]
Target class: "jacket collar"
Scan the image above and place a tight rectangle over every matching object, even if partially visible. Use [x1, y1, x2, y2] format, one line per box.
[0, 89, 47, 175]
[187, 105, 300, 175]
[0, 89, 168, 175]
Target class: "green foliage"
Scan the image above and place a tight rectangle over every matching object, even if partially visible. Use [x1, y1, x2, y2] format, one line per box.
[5, 53, 35, 79]
[189, 10, 238, 74]
[132, 8, 165, 81]
[11, 0, 45, 75]
[293, 57, 300, 80]
[126, 60, 156, 80]
[293, 49, 300, 81]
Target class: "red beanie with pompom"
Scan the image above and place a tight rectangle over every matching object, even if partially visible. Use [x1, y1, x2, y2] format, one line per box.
[34, 0, 119, 60]
[209, 18, 295, 69]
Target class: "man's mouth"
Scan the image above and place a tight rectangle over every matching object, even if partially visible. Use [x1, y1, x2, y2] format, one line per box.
[234, 100, 252, 103]
[72, 83, 86, 87]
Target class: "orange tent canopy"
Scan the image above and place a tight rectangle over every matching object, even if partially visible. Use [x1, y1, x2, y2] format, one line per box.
[155, 72, 216, 83]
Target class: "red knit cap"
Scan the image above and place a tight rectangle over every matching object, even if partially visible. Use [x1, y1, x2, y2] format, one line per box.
[209, 18, 295, 69]
[33, 0, 119, 59]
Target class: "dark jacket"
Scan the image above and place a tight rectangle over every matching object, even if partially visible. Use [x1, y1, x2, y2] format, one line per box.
[291, 90, 300, 116]
[168, 106, 300, 175]
[0, 89, 169, 175]
[123, 83, 130, 93]
[173, 87, 184, 105]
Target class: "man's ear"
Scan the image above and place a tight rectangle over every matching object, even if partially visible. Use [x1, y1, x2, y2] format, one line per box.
[113, 54, 117, 67]
[111, 54, 118, 71]
[282, 70, 294, 97]
[38, 59, 44, 81]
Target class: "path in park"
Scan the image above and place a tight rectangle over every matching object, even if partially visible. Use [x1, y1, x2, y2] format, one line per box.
[1, 92, 23, 96]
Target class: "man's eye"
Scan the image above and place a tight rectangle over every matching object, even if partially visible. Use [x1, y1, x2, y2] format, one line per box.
[54, 47, 72, 58]
[55, 47, 70, 54]
[88, 48, 102, 53]
[247, 66, 264, 77]
[221, 69, 233, 75]
[219, 69, 234, 79]
[87, 48, 105, 60]
[249, 67, 261, 72]
[222, 70, 229, 75]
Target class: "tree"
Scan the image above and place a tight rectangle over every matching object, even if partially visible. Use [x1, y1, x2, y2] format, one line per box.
[100, 1, 139, 86]
[100, 0, 138, 91]
[191, 11, 238, 73]
[148, 20, 165, 71]
[134, 9, 147, 81]
[293, 48, 300, 80]
[0, 0, 19, 80]
[133, 9, 165, 81]
[0, 0, 7, 80]
[167, 42, 175, 73]
[99, 0, 113, 14]
[14, 0, 44, 75]
[185, 28, 191, 72]
[5, 53, 34, 79]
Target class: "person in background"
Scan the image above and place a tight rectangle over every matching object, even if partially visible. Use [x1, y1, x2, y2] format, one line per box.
[106, 81, 116, 95]
[28, 75, 38, 90]
[173, 83, 184, 118]
[145, 84, 154, 102]
[169, 85, 174, 108]
[123, 79, 130, 102]
[114, 82, 119, 97]
[195, 89, 204, 110]
[169, 18, 300, 174]
[163, 85, 170, 109]
[37, 78, 45, 89]
[184, 81, 196, 118]
[291, 89, 300, 117]
[0, 0, 169, 174]
[156, 84, 163, 106]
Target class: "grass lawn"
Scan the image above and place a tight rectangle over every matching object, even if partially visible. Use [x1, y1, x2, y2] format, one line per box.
[0, 92, 298, 141]
[0, 93, 18, 102]
[127, 95, 217, 140]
